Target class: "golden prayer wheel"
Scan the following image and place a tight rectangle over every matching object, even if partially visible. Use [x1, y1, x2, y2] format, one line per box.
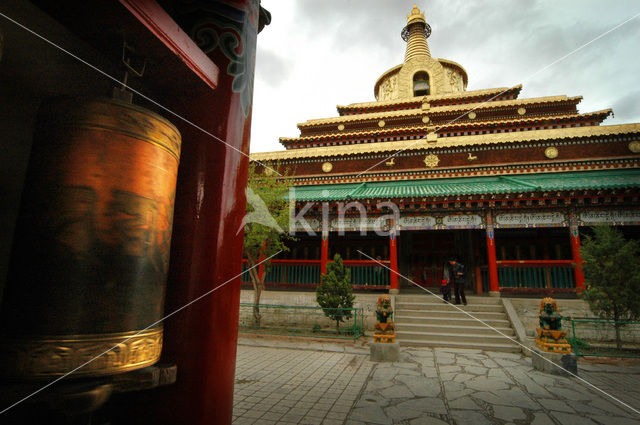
[1, 97, 181, 378]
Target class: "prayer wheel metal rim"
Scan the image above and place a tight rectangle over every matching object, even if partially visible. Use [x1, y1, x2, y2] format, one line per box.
[0, 326, 163, 379]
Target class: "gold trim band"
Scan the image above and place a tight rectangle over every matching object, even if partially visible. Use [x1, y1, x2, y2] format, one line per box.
[0, 327, 163, 378]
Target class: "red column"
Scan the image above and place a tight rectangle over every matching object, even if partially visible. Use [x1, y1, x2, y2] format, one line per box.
[389, 229, 399, 294]
[475, 266, 483, 295]
[320, 232, 329, 276]
[570, 225, 586, 292]
[154, 3, 263, 424]
[486, 227, 499, 295]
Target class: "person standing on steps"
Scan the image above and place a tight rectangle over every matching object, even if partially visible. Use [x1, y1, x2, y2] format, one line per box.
[440, 261, 451, 303]
[449, 258, 467, 305]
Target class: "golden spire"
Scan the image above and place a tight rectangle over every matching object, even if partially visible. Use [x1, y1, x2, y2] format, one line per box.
[402, 5, 431, 62]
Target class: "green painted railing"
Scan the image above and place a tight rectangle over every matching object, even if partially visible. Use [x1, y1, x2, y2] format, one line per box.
[240, 260, 320, 285]
[241, 259, 390, 288]
[344, 261, 390, 287]
[564, 317, 640, 358]
[277, 262, 321, 285]
[497, 261, 575, 289]
[480, 261, 577, 292]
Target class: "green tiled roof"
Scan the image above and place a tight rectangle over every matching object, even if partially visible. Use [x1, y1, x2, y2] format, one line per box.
[288, 170, 640, 201]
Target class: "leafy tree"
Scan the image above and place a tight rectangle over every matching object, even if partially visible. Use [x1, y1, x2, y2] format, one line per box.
[243, 162, 293, 326]
[316, 254, 355, 333]
[581, 225, 640, 349]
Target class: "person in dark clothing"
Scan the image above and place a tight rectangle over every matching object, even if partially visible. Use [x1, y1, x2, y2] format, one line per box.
[448, 258, 467, 305]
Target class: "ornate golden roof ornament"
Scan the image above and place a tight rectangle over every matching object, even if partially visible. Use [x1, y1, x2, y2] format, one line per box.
[402, 5, 431, 61]
[424, 154, 439, 168]
[374, 5, 468, 101]
[407, 4, 426, 25]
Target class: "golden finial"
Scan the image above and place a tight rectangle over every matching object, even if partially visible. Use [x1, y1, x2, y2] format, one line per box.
[406, 4, 426, 25]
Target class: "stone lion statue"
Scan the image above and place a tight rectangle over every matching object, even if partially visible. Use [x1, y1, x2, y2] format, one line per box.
[539, 297, 562, 331]
[376, 294, 393, 323]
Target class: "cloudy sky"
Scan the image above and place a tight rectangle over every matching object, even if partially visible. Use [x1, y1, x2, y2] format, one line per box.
[250, 0, 640, 153]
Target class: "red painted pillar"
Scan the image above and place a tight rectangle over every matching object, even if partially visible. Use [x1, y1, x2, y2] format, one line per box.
[475, 266, 483, 295]
[153, 3, 265, 425]
[487, 229, 499, 295]
[320, 232, 329, 276]
[389, 227, 399, 294]
[570, 224, 586, 292]
[486, 211, 499, 296]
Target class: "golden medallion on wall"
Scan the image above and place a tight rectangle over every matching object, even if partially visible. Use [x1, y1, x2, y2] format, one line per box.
[628, 141, 640, 153]
[337, 124, 345, 131]
[322, 162, 333, 173]
[422, 116, 430, 123]
[378, 120, 386, 128]
[544, 147, 559, 159]
[518, 107, 526, 115]
[423, 154, 439, 168]
[468, 111, 476, 119]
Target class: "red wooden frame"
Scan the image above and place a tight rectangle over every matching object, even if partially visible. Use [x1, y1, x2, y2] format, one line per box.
[119, 0, 219, 89]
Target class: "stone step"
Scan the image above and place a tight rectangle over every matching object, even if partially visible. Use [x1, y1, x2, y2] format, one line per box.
[394, 315, 512, 328]
[396, 302, 504, 313]
[396, 295, 502, 305]
[396, 330, 516, 345]
[396, 338, 522, 353]
[395, 322, 515, 337]
[394, 309, 508, 321]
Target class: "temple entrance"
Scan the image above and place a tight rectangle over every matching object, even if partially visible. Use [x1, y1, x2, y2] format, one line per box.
[399, 229, 483, 292]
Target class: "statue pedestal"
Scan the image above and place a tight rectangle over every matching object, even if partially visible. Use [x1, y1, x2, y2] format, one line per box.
[370, 342, 400, 362]
[535, 328, 572, 354]
[531, 347, 577, 376]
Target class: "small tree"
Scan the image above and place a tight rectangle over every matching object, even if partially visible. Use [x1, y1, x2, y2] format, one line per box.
[316, 254, 355, 333]
[243, 163, 293, 326]
[581, 225, 640, 349]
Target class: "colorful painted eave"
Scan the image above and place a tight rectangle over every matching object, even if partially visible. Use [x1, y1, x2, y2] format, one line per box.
[280, 110, 612, 145]
[336, 85, 523, 114]
[287, 169, 640, 201]
[298, 95, 582, 129]
[252, 123, 640, 162]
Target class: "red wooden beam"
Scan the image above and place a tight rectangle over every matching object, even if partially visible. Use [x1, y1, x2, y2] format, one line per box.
[119, 0, 219, 89]
[497, 260, 573, 265]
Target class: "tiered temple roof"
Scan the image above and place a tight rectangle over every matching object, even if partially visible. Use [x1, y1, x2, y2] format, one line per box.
[251, 5, 640, 193]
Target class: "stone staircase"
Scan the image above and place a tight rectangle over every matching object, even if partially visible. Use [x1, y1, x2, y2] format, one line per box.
[394, 294, 521, 353]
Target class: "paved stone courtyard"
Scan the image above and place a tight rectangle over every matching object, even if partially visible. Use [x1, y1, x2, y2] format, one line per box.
[232, 342, 640, 425]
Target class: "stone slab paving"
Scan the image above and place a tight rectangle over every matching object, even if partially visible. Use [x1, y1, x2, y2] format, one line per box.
[233, 345, 373, 424]
[233, 344, 640, 425]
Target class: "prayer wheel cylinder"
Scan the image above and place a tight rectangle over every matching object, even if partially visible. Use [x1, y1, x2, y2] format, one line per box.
[1, 97, 181, 378]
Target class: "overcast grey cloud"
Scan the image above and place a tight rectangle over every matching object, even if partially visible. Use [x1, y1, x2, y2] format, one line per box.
[250, 1, 640, 153]
[255, 48, 291, 88]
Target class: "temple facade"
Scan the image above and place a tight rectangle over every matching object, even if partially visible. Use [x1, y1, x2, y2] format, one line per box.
[249, 5, 640, 296]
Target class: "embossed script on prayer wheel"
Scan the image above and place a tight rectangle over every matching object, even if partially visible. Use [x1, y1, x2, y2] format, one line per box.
[1, 97, 181, 378]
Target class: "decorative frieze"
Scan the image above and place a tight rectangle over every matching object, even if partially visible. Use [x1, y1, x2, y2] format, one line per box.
[495, 212, 566, 228]
[579, 209, 640, 225]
